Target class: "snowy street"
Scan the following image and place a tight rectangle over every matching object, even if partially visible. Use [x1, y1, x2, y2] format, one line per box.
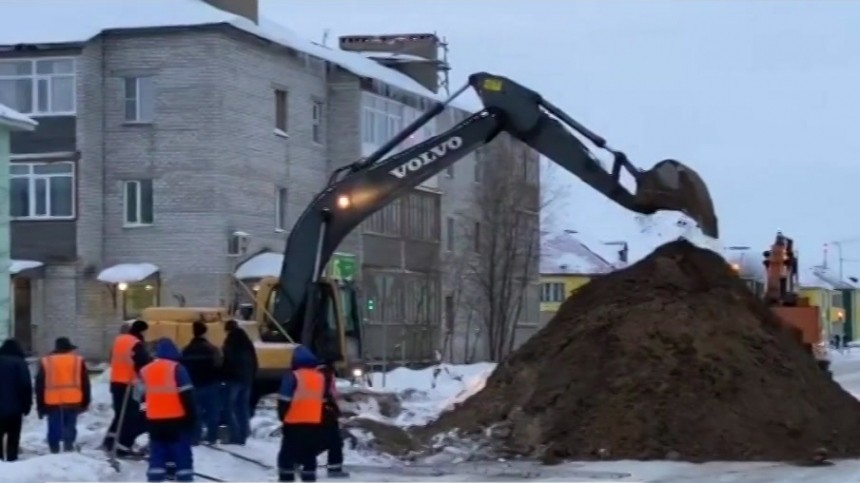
[4, 355, 860, 482]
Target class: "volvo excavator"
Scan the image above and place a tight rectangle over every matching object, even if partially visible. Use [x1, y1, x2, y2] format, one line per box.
[269, 72, 720, 365]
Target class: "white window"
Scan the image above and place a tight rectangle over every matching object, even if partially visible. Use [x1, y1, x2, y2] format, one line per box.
[312, 100, 323, 144]
[275, 187, 288, 231]
[0, 58, 76, 115]
[540, 282, 566, 302]
[123, 180, 154, 226]
[360, 92, 438, 156]
[123, 76, 155, 122]
[10, 162, 75, 219]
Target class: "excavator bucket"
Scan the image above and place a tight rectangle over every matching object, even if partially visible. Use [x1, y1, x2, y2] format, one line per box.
[634, 159, 719, 238]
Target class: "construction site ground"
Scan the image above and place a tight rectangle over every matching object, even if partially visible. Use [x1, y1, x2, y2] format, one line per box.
[6, 353, 860, 482]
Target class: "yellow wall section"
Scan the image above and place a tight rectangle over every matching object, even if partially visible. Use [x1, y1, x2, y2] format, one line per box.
[540, 275, 592, 314]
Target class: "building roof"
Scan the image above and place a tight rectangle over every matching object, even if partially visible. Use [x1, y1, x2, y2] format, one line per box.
[0, 103, 36, 131]
[540, 231, 617, 275]
[0, 0, 457, 106]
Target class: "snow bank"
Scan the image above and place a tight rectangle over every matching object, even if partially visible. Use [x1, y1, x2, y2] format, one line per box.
[96, 263, 159, 284]
[7, 453, 119, 483]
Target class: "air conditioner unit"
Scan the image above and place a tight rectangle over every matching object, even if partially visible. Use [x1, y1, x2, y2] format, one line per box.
[228, 231, 250, 257]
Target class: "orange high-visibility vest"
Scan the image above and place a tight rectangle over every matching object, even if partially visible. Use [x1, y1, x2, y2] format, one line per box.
[140, 359, 186, 420]
[110, 334, 139, 384]
[283, 368, 325, 424]
[41, 353, 84, 406]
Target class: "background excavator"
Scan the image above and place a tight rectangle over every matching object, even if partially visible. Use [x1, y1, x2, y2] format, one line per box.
[137, 72, 719, 409]
[761, 232, 831, 374]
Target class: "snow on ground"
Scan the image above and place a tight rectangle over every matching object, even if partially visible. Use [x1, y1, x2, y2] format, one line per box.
[9, 358, 860, 481]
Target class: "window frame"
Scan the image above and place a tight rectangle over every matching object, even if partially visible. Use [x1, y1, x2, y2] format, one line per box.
[312, 100, 324, 144]
[274, 88, 288, 133]
[122, 179, 154, 227]
[123, 76, 155, 123]
[275, 186, 288, 232]
[0, 57, 77, 116]
[10, 161, 76, 220]
[540, 282, 566, 303]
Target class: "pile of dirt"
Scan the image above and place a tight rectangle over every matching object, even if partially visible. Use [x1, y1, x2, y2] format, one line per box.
[426, 240, 860, 462]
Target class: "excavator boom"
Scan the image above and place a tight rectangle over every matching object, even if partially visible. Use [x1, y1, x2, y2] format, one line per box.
[273, 72, 719, 353]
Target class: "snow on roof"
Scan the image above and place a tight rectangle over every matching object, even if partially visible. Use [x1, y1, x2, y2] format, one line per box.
[0, 103, 37, 131]
[0, 0, 454, 105]
[9, 260, 42, 275]
[540, 231, 617, 275]
[97, 263, 159, 284]
[357, 51, 430, 62]
[803, 266, 858, 290]
[235, 251, 283, 279]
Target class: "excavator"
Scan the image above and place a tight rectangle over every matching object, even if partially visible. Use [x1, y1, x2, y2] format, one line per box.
[762, 232, 831, 373]
[270, 72, 720, 367]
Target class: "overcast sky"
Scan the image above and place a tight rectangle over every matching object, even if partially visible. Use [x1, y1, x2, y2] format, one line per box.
[263, 0, 860, 267]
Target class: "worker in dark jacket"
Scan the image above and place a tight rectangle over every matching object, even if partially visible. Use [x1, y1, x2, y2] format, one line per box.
[277, 345, 333, 482]
[181, 321, 223, 445]
[0, 338, 32, 461]
[140, 338, 197, 482]
[104, 320, 152, 457]
[35, 337, 91, 453]
[316, 362, 349, 478]
[222, 320, 257, 445]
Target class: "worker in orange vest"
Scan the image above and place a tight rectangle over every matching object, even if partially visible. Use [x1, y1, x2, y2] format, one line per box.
[140, 338, 197, 482]
[35, 337, 91, 453]
[104, 320, 152, 458]
[276, 345, 334, 482]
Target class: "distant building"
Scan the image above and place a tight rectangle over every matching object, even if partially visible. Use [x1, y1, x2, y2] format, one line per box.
[539, 230, 619, 325]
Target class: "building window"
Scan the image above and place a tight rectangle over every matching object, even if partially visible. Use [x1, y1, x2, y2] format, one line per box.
[10, 162, 75, 219]
[365, 200, 402, 236]
[275, 89, 288, 132]
[446, 216, 455, 251]
[404, 191, 440, 242]
[540, 282, 566, 302]
[0, 58, 76, 115]
[360, 92, 436, 156]
[312, 100, 323, 143]
[275, 187, 288, 231]
[473, 222, 481, 252]
[123, 76, 155, 122]
[123, 180, 154, 226]
[473, 149, 484, 182]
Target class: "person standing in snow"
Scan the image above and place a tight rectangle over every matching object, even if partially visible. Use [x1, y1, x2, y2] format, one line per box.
[221, 319, 257, 445]
[316, 361, 349, 478]
[181, 321, 223, 445]
[0, 338, 32, 461]
[35, 337, 91, 453]
[277, 345, 334, 482]
[104, 320, 152, 457]
[140, 338, 197, 482]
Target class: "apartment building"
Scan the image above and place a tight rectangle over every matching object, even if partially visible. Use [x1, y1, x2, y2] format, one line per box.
[0, 0, 540, 361]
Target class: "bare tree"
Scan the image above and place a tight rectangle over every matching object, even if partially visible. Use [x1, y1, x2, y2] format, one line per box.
[454, 137, 543, 362]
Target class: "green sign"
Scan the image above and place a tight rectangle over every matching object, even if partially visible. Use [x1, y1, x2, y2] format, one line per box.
[326, 252, 357, 281]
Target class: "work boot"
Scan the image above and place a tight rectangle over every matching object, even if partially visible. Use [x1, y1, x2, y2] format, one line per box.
[278, 470, 296, 482]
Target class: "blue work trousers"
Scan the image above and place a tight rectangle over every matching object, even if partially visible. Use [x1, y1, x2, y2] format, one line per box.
[46, 406, 78, 453]
[192, 384, 222, 445]
[225, 382, 251, 444]
[147, 434, 194, 482]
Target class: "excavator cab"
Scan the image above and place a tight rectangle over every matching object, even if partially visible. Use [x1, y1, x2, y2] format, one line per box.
[257, 276, 365, 378]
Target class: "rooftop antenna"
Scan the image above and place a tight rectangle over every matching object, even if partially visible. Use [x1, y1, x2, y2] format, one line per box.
[436, 31, 451, 96]
[321, 28, 331, 46]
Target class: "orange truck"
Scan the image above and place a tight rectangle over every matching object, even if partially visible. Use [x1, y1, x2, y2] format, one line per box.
[760, 232, 830, 374]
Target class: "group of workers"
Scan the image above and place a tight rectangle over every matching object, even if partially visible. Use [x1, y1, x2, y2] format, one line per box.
[0, 319, 350, 483]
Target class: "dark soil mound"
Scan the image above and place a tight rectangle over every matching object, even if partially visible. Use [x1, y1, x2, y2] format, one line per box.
[427, 240, 860, 462]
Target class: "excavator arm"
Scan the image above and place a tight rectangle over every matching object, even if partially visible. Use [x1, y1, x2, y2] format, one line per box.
[273, 72, 719, 353]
